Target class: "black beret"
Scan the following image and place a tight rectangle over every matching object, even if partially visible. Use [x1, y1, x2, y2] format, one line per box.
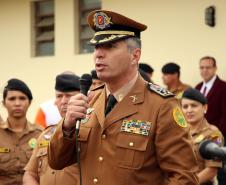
[139, 63, 154, 73]
[5, 78, 33, 100]
[91, 70, 99, 80]
[139, 69, 151, 82]
[182, 88, 207, 105]
[162, 62, 180, 74]
[55, 74, 80, 92]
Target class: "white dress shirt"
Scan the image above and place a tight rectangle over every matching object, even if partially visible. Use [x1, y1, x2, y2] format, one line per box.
[200, 75, 217, 96]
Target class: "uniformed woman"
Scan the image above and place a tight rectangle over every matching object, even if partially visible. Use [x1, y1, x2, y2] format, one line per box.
[181, 88, 223, 185]
[0, 79, 42, 185]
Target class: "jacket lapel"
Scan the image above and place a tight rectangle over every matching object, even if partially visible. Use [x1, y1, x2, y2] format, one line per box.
[207, 76, 220, 99]
[93, 88, 106, 128]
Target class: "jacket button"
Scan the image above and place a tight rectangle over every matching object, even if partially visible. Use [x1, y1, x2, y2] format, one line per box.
[98, 156, 103, 162]
[102, 134, 106, 139]
[93, 178, 98, 184]
[129, 142, 134, 147]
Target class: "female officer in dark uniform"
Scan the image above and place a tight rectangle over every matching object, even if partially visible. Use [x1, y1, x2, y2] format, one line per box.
[181, 88, 223, 185]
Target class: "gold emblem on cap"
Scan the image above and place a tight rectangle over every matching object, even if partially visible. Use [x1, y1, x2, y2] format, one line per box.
[93, 12, 113, 30]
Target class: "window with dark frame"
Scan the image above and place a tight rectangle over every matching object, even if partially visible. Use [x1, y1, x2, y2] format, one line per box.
[32, 0, 54, 56]
[79, 0, 101, 54]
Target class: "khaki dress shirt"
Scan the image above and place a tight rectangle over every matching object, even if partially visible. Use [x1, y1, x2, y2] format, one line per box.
[24, 125, 79, 185]
[190, 119, 223, 172]
[0, 121, 42, 185]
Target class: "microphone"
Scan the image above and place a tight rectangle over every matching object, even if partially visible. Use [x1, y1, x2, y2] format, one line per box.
[75, 74, 92, 132]
[80, 73, 93, 96]
[199, 140, 226, 160]
[76, 74, 92, 185]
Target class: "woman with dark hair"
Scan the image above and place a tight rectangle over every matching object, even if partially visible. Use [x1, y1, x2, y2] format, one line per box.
[0, 78, 42, 185]
[181, 88, 224, 185]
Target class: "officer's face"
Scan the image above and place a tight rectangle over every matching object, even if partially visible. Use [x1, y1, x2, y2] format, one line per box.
[181, 98, 207, 125]
[162, 73, 178, 86]
[3, 90, 30, 118]
[55, 90, 80, 117]
[93, 40, 139, 83]
[199, 59, 217, 82]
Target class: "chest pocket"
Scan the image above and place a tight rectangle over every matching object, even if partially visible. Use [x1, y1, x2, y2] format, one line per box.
[78, 126, 91, 158]
[36, 147, 48, 175]
[115, 133, 149, 169]
[0, 147, 11, 163]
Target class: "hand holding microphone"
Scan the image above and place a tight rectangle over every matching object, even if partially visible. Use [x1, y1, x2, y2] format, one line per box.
[63, 74, 92, 130]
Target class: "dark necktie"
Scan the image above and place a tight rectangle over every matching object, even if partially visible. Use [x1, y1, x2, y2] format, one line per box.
[105, 94, 117, 116]
[203, 86, 207, 97]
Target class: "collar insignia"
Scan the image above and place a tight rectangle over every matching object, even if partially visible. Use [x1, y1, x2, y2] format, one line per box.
[93, 12, 113, 30]
[194, 134, 204, 143]
[129, 95, 138, 103]
[28, 138, 37, 149]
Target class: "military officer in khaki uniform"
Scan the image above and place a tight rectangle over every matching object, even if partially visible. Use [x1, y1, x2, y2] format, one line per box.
[181, 88, 223, 185]
[23, 73, 81, 185]
[162, 62, 190, 99]
[48, 10, 199, 185]
[0, 79, 42, 185]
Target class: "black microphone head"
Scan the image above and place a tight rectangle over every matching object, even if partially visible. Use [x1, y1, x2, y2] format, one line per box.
[199, 140, 217, 160]
[80, 73, 92, 96]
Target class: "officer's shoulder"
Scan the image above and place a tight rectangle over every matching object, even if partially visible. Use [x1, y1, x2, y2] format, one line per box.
[147, 82, 174, 98]
[209, 124, 222, 136]
[38, 124, 57, 140]
[44, 124, 56, 131]
[90, 84, 105, 91]
[28, 122, 44, 132]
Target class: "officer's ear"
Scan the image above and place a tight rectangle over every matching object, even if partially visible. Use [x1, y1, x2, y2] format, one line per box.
[204, 104, 208, 114]
[131, 48, 141, 66]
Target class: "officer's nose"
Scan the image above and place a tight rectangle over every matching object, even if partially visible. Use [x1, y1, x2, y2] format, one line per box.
[94, 47, 105, 60]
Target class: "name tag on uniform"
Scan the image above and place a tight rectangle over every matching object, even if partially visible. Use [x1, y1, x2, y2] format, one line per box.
[0, 147, 10, 153]
[121, 120, 151, 136]
[39, 140, 49, 148]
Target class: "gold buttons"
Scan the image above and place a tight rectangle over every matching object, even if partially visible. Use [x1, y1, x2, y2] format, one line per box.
[93, 178, 98, 184]
[129, 142, 134, 147]
[102, 134, 106, 139]
[98, 156, 103, 162]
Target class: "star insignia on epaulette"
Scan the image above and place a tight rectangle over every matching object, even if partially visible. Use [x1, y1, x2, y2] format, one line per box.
[148, 83, 174, 98]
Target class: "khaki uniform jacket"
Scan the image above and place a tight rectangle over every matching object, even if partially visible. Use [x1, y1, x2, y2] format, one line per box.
[24, 125, 79, 185]
[169, 81, 190, 99]
[191, 119, 223, 172]
[48, 76, 199, 185]
[0, 121, 42, 185]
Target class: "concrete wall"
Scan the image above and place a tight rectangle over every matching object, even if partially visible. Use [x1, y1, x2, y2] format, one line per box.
[0, 0, 225, 121]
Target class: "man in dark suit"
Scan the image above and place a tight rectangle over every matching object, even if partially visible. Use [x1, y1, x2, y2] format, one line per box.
[195, 56, 226, 185]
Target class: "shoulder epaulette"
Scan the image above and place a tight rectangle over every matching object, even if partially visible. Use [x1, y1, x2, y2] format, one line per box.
[148, 83, 174, 98]
[90, 84, 105, 91]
